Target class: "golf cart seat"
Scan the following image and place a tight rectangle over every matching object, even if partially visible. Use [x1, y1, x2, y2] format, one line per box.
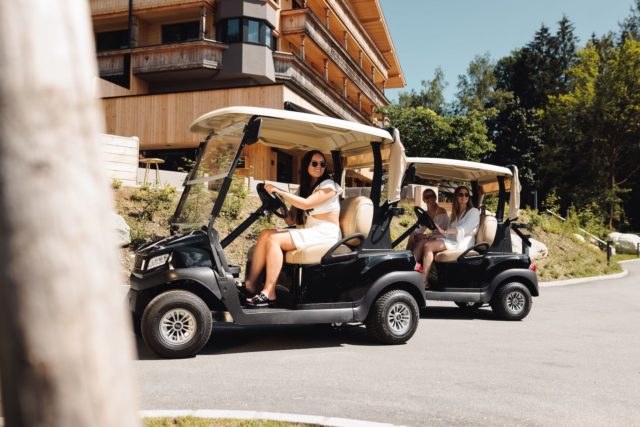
[285, 196, 374, 265]
[434, 212, 497, 262]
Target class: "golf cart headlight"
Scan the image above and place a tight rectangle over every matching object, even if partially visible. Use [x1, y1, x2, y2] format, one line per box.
[147, 253, 170, 270]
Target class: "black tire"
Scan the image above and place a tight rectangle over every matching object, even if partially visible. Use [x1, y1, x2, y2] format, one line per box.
[490, 282, 532, 321]
[365, 289, 419, 344]
[455, 302, 483, 310]
[141, 290, 212, 358]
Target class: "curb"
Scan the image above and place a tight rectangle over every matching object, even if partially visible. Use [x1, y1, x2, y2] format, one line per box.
[539, 258, 639, 287]
[140, 410, 403, 427]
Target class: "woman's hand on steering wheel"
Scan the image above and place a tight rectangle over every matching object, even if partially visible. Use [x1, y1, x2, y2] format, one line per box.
[256, 183, 289, 219]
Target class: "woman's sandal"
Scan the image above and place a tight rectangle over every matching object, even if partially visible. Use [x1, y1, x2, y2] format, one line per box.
[245, 293, 276, 308]
[236, 283, 256, 299]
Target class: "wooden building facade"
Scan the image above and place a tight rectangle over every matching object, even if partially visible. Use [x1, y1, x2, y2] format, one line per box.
[91, 0, 404, 182]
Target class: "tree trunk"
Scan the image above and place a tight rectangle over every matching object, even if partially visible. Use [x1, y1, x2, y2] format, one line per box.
[0, 1, 139, 426]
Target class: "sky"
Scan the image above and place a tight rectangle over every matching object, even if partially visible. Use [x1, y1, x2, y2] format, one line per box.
[379, 0, 636, 103]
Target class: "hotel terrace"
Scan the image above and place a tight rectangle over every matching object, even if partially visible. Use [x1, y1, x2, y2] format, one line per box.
[92, 0, 404, 183]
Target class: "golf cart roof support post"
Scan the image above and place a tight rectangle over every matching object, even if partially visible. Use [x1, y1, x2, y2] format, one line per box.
[208, 117, 262, 226]
[170, 135, 213, 232]
[496, 176, 506, 222]
[369, 141, 383, 208]
[471, 181, 480, 209]
[331, 150, 343, 191]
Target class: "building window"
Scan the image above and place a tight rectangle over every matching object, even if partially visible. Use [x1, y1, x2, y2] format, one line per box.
[162, 21, 199, 44]
[246, 19, 260, 43]
[217, 18, 275, 49]
[226, 19, 241, 42]
[95, 30, 129, 52]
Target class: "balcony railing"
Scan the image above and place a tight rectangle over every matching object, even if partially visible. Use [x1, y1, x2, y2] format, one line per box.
[280, 9, 388, 108]
[90, 0, 213, 16]
[97, 50, 126, 77]
[274, 52, 370, 124]
[131, 40, 226, 74]
[96, 40, 226, 79]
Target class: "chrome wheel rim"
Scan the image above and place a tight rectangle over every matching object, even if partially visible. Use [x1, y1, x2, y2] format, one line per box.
[159, 308, 197, 345]
[506, 291, 526, 313]
[387, 302, 412, 335]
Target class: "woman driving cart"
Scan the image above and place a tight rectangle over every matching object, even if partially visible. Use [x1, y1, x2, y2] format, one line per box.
[241, 150, 343, 307]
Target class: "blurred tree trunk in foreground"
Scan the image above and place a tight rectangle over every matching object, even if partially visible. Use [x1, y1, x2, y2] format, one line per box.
[0, 1, 139, 426]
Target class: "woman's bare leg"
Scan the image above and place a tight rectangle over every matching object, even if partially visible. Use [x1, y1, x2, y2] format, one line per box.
[412, 235, 427, 262]
[421, 239, 446, 288]
[245, 229, 277, 292]
[259, 231, 297, 300]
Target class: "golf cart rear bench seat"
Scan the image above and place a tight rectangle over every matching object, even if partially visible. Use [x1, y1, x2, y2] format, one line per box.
[285, 196, 374, 265]
[434, 213, 497, 262]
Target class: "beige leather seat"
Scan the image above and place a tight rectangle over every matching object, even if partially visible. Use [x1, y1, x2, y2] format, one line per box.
[434, 213, 497, 262]
[285, 196, 374, 265]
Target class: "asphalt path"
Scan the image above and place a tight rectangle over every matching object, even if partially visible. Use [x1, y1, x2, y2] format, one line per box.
[132, 260, 640, 426]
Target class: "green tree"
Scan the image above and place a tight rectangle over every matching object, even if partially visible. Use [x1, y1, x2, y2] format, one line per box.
[456, 53, 511, 114]
[398, 67, 448, 114]
[546, 39, 640, 228]
[379, 105, 494, 161]
[619, 0, 640, 42]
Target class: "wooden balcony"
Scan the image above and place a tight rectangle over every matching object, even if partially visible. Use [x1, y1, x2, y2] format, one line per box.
[131, 40, 226, 75]
[274, 52, 370, 124]
[97, 50, 126, 78]
[280, 8, 388, 108]
[90, 0, 213, 16]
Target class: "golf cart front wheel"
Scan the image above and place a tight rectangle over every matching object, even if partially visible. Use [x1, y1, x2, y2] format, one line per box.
[141, 290, 212, 358]
[490, 282, 532, 321]
[366, 289, 419, 344]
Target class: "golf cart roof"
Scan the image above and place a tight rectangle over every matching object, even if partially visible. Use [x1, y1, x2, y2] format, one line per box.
[191, 107, 393, 153]
[406, 157, 512, 184]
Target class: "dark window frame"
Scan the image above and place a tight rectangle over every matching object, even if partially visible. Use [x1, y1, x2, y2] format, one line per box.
[217, 17, 276, 50]
[161, 21, 200, 44]
[95, 29, 129, 52]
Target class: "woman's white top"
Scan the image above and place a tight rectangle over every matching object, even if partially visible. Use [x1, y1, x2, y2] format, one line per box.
[308, 179, 343, 216]
[444, 207, 480, 251]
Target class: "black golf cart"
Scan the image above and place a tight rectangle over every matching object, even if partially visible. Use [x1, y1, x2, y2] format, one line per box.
[393, 157, 539, 320]
[128, 107, 425, 358]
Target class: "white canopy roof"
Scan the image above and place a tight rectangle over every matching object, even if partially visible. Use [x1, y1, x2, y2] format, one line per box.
[406, 157, 512, 184]
[191, 107, 393, 153]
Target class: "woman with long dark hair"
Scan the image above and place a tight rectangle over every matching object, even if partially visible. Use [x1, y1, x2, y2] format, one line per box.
[418, 185, 480, 288]
[242, 150, 342, 307]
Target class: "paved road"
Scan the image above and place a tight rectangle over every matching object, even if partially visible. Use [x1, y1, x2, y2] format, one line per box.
[136, 261, 638, 425]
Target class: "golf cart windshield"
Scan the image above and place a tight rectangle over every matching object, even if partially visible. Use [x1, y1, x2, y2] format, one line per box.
[172, 122, 245, 229]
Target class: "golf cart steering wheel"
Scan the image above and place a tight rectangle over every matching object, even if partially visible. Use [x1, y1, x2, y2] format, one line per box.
[414, 206, 436, 230]
[256, 183, 289, 219]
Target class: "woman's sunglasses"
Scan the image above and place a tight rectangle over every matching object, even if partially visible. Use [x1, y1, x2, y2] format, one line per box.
[311, 161, 327, 168]
[457, 192, 470, 198]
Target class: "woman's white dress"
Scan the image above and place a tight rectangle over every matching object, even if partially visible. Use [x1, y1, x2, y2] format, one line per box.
[443, 207, 480, 251]
[287, 179, 342, 249]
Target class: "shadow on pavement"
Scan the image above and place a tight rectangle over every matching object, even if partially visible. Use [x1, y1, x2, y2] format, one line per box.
[420, 305, 497, 321]
[135, 323, 376, 360]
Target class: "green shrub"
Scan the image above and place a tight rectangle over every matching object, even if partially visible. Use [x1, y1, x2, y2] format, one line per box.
[221, 178, 248, 220]
[111, 178, 122, 190]
[130, 185, 177, 221]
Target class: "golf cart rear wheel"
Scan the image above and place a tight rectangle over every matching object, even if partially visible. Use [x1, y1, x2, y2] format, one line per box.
[141, 290, 212, 358]
[490, 282, 532, 321]
[455, 302, 483, 309]
[366, 289, 419, 344]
